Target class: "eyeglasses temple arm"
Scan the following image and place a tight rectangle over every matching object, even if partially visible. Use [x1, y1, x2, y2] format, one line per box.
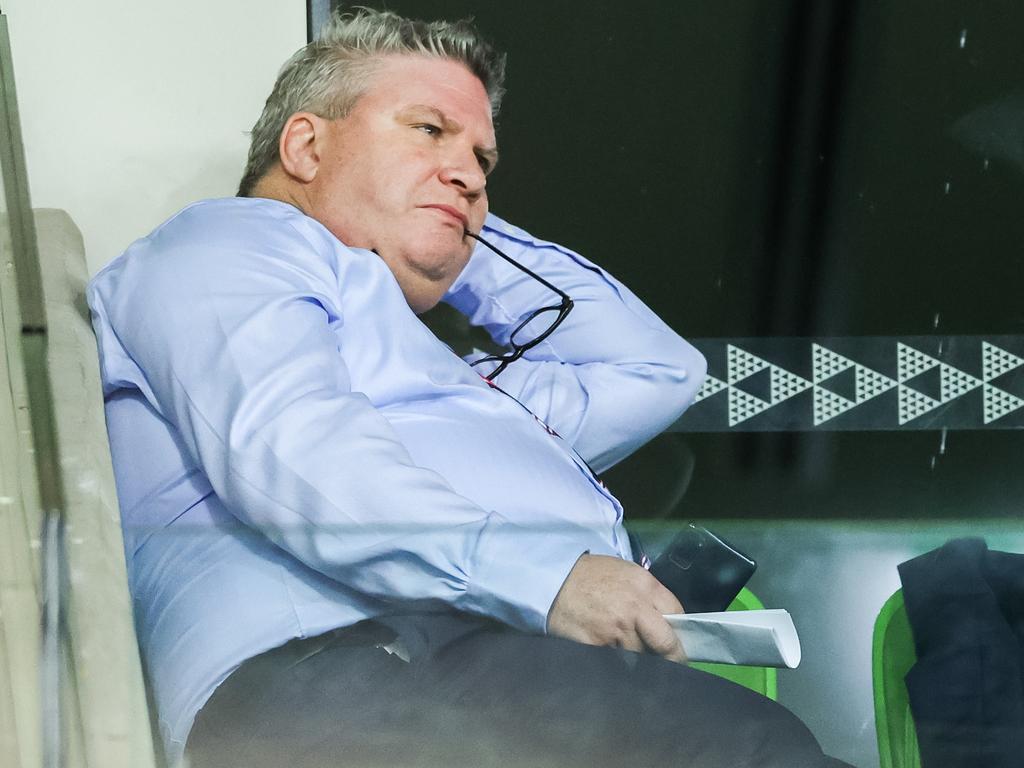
[464, 230, 573, 304]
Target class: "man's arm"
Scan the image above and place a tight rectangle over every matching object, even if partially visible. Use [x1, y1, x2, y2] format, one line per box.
[89, 202, 610, 635]
[445, 214, 703, 655]
[444, 214, 706, 473]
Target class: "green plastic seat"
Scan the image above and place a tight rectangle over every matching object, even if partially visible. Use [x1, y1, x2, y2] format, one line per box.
[689, 587, 777, 700]
[872, 589, 921, 768]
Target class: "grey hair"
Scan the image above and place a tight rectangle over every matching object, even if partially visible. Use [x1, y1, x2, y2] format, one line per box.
[237, 7, 506, 197]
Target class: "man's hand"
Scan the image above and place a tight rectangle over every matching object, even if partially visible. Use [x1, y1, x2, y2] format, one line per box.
[547, 554, 687, 662]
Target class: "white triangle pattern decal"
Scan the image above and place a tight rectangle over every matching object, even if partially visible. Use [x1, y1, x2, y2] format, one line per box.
[939, 364, 983, 404]
[983, 383, 1024, 424]
[770, 366, 813, 405]
[728, 387, 772, 426]
[694, 375, 728, 403]
[897, 343, 941, 383]
[727, 345, 770, 385]
[898, 384, 941, 424]
[982, 342, 1024, 382]
[854, 365, 897, 404]
[693, 341, 1024, 428]
[813, 386, 856, 425]
[812, 344, 855, 384]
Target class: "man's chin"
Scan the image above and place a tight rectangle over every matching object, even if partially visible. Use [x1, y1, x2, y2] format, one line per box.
[403, 260, 469, 314]
[412, 239, 473, 280]
[373, 233, 471, 311]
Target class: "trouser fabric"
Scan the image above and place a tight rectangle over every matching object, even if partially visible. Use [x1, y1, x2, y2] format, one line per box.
[186, 615, 851, 768]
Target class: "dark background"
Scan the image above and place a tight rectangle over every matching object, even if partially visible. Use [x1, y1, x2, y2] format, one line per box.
[328, 1, 1024, 521]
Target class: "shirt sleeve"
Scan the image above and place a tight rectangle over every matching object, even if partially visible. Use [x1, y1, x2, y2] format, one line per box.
[443, 213, 707, 473]
[88, 204, 608, 634]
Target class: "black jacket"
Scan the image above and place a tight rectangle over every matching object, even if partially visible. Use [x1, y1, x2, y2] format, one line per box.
[899, 537, 1024, 768]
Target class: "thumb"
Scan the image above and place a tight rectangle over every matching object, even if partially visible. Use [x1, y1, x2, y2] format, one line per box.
[636, 610, 687, 663]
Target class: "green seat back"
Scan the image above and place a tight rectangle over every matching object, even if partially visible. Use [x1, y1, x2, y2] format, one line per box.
[872, 589, 921, 768]
[689, 587, 778, 700]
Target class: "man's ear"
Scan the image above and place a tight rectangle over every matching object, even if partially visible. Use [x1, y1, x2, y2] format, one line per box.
[278, 112, 324, 184]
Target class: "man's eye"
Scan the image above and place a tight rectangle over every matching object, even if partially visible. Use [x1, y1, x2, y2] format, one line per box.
[416, 123, 441, 136]
[476, 154, 492, 174]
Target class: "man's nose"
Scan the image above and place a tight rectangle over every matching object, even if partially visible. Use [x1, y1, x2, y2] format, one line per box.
[439, 145, 486, 199]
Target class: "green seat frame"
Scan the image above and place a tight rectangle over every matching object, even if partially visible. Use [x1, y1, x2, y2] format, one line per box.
[872, 589, 921, 768]
[689, 587, 777, 700]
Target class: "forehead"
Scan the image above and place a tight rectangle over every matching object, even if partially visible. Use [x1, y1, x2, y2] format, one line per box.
[356, 55, 495, 137]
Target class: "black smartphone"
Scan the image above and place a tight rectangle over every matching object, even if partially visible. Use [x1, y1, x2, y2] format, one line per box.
[648, 523, 757, 614]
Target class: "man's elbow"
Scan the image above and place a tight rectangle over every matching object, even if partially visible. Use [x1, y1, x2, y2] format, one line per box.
[657, 336, 707, 419]
[581, 341, 706, 472]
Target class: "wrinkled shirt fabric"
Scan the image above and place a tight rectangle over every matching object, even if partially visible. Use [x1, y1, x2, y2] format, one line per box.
[88, 198, 706, 764]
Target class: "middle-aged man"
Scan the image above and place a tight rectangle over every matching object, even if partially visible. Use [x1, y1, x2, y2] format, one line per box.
[89, 9, 851, 768]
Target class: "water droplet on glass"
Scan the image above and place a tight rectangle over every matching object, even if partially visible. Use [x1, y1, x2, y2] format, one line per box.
[983, 158, 990, 171]
[944, 181, 951, 194]
[930, 455, 937, 470]
[933, 312, 941, 328]
[959, 29, 967, 48]
[939, 427, 947, 455]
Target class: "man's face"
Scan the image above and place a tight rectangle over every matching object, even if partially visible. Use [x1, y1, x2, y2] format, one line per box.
[307, 55, 498, 313]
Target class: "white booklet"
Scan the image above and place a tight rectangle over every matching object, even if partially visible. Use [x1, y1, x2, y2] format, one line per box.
[663, 609, 802, 668]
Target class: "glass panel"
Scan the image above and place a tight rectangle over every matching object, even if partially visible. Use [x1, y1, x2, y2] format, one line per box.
[0, 14, 48, 768]
[383, 3, 1024, 765]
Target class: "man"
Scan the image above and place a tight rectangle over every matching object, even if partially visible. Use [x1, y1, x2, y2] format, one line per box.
[89, 9, 848, 768]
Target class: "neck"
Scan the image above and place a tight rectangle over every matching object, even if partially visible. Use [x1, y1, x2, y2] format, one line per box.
[249, 168, 310, 215]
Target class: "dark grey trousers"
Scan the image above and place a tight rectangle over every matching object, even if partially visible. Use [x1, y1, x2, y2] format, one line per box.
[186, 614, 851, 768]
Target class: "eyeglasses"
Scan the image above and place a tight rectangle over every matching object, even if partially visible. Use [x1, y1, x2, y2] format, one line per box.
[463, 230, 574, 380]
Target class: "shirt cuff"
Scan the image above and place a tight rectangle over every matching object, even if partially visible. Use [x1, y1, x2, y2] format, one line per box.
[458, 514, 620, 635]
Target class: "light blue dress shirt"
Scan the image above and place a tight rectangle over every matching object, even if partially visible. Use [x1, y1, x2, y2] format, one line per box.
[88, 197, 706, 764]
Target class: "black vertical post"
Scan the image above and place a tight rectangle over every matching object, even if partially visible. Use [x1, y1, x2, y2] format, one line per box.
[742, 0, 859, 474]
[308, 0, 332, 42]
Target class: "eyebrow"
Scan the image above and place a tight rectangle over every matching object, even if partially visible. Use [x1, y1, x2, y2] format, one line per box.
[400, 104, 500, 171]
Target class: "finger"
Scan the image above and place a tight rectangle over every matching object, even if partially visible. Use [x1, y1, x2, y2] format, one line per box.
[615, 628, 647, 655]
[636, 610, 687, 663]
[648, 578, 684, 616]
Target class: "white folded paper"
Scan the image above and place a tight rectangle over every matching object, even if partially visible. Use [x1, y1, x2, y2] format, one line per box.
[663, 609, 802, 668]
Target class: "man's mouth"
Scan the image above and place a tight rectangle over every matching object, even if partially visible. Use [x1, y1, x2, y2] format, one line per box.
[421, 204, 469, 230]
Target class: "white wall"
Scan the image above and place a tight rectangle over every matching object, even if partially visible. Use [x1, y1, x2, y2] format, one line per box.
[4, 0, 305, 274]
